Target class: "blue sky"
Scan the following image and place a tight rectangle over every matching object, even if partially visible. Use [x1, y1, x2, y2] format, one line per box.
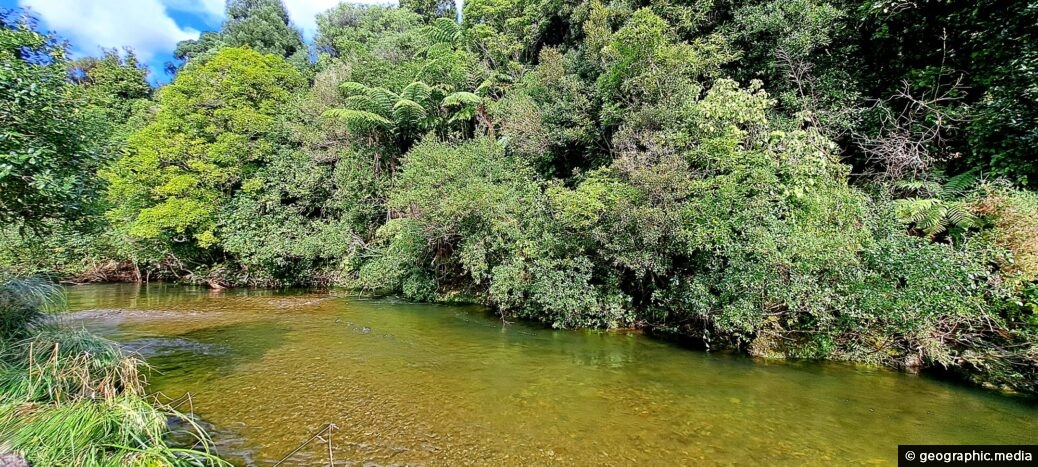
[1, 0, 389, 84]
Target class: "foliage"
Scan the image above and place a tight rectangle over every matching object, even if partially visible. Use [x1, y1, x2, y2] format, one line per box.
[0, 11, 102, 231]
[0, 278, 225, 465]
[893, 172, 978, 238]
[104, 47, 303, 256]
[171, 0, 307, 71]
[69, 49, 153, 151]
[4, 0, 1038, 396]
[0, 275, 60, 340]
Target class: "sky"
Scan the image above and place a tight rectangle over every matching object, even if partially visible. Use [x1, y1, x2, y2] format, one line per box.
[1, 0, 392, 83]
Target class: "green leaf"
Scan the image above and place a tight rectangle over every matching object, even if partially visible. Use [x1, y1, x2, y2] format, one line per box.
[323, 108, 393, 129]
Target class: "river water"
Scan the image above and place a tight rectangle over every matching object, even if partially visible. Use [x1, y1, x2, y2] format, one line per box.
[63, 284, 1036, 465]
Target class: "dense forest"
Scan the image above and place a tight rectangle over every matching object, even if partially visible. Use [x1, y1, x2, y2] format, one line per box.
[2, 0, 1037, 403]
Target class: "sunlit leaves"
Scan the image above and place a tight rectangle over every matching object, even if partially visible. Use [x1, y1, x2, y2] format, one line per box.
[106, 47, 303, 250]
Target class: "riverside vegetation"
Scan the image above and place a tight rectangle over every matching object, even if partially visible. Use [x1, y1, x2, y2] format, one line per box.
[1, 0, 1036, 453]
[0, 276, 225, 465]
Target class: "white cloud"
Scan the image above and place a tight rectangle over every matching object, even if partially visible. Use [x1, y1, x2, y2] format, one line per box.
[18, 0, 401, 64]
[19, 0, 200, 62]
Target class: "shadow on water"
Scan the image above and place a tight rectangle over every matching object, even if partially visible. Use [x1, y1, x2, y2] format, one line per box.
[138, 322, 290, 387]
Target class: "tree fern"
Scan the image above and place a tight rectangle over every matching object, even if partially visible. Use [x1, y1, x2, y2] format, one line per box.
[322, 108, 393, 130]
[393, 99, 429, 127]
[339, 81, 374, 98]
[443, 91, 481, 107]
[893, 172, 979, 237]
[429, 18, 462, 47]
[400, 81, 433, 105]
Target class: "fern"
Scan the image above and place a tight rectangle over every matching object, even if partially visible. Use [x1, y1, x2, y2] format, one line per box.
[400, 81, 433, 105]
[945, 204, 977, 229]
[895, 179, 942, 197]
[893, 171, 980, 237]
[443, 91, 481, 107]
[943, 171, 978, 195]
[429, 18, 462, 46]
[370, 88, 400, 114]
[894, 197, 977, 237]
[339, 82, 373, 97]
[393, 99, 428, 126]
[322, 109, 393, 129]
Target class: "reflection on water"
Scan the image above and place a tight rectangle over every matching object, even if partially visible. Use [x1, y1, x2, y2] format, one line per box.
[65, 284, 1038, 466]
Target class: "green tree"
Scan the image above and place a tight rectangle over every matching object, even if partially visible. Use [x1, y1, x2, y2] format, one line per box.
[105, 47, 304, 255]
[223, 0, 306, 59]
[0, 11, 101, 230]
[69, 49, 153, 153]
[171, 0, 306, 71]
[401, 0, 458, 22]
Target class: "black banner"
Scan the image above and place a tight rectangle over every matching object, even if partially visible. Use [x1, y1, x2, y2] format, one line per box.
[899, 445, 1038, 466]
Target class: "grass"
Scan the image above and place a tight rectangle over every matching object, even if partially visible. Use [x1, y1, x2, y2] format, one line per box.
[0, 276, 63, 340]
[0, 275, 228, 466]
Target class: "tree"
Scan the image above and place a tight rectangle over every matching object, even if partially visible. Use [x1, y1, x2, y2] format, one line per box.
[0, 10, 101, 230]
[324, 81, 482, 162]
[69, 49, 153, 151]
[400, 0, 458, 22]
[223, 0, 306, 59]
[169, 0, 306, 72]
[105, 47, 304, 253]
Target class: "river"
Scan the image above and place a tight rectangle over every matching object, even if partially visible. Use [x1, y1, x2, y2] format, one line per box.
[63, 284, 1036, 465]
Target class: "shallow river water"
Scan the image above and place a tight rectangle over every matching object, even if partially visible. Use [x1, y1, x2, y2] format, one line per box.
[64, 284, 1036, 466]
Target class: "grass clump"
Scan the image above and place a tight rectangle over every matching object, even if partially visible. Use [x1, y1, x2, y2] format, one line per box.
[0, 276, 227, 466]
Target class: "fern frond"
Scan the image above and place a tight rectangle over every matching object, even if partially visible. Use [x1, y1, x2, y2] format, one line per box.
[400, 81, 433, 105]
[430, 18, 461, 45]
[393, 99, 428, 126]
[919, 205, 949, 235]
[323, 109, 393, 129]
[943, 171, 978, 196]
[945, 204, 978, 229]
[368, 88, 398, 113]
[344, 95, 378, 113]
[443, 91, 481, 107]
[895, 179, 942, 197]
[339, 82, 372, 97]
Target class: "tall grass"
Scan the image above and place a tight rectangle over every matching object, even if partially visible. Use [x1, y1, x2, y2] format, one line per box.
[0, 276, 63, 339]
[0, 276, 227, 466]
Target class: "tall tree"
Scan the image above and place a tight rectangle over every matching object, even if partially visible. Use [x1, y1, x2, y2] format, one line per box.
[69, 49, 153, 152]
[400, 0, 458, 22]
[0, 10, 101, 230]
[169, 0, 306, 72]
[223, 0, 305, 58]
[105, 47, 304, 252]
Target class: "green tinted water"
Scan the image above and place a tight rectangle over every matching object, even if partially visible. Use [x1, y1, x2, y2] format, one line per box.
[64, 284, 1036, 466]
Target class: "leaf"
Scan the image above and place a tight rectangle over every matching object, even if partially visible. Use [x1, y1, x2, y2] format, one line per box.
[443, 92, 481, 107]
[400, 81, 432, 105]
[945, 204, 977, 229]
[894, 179, 942, 197]
[942, 171, 978, 196]
[430, 18, 462, 45]
[392, 99, 428, 126]
[344, 95, 378, 113]
[322, 109, 393, 129]
[369, 88, 399, 114]
[339, 82, 372, 97]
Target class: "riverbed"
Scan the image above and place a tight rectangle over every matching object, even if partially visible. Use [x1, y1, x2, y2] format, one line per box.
[63, 284, 1037, 465]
